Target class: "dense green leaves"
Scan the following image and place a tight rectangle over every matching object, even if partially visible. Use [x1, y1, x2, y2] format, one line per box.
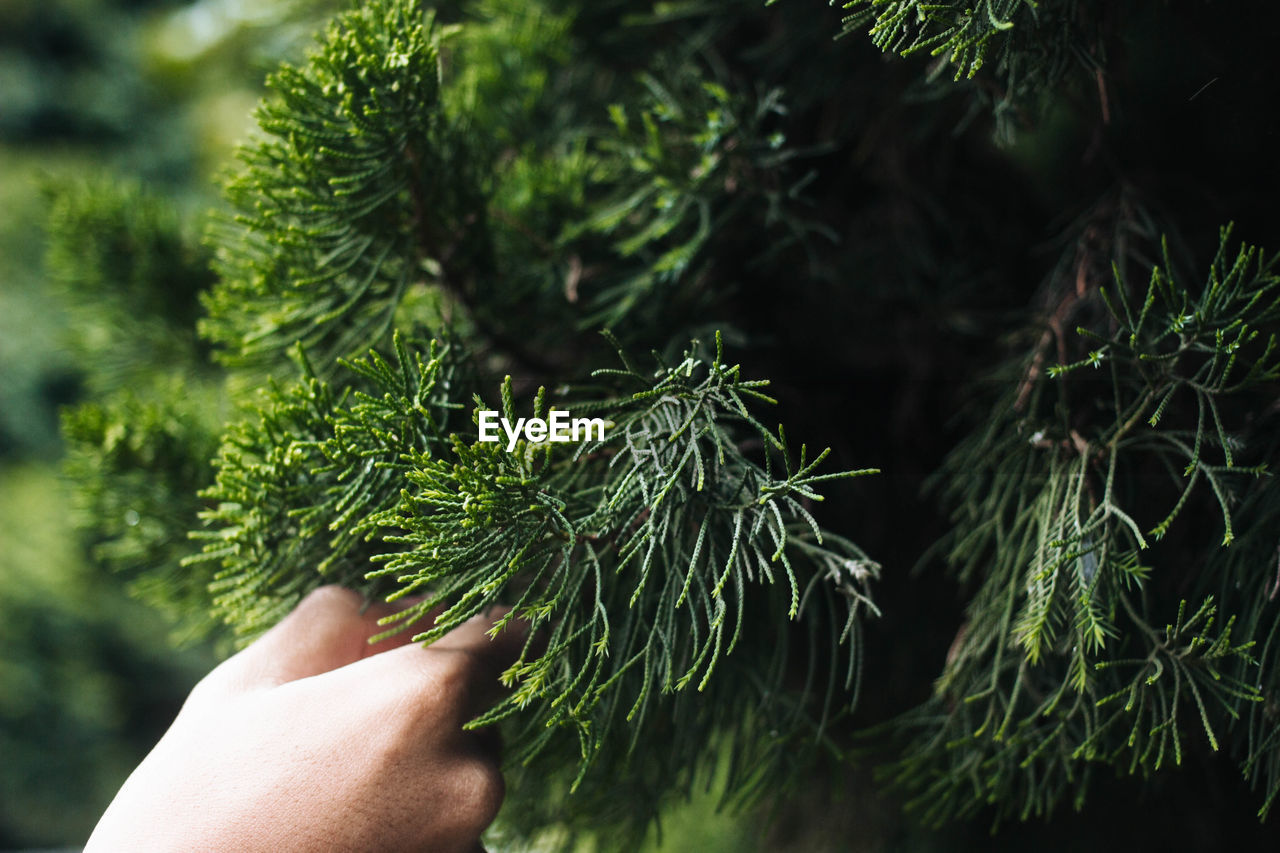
[377, 333, 878, 749]
[50, 179, 225, 641]
[568, 72, 828, 331]
[886, 225, 1280, 825]
[202, 0, 483, 374]
[46, 178, 213, 392]
[190, 335, 463, 638]
[62, 385, 223, 641]
[838, 0, 1098, 139]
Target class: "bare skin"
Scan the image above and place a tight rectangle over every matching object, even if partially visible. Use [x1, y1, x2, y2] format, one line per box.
[85, 586, 523, 852]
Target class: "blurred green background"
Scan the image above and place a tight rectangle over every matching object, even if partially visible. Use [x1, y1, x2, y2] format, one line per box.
[0, 0, 311, 846]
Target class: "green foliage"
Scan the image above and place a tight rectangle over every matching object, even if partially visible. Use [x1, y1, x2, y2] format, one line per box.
[0, 0, 291, 843]
[568, 71, 829, 332]
[837, 0, 1099, 139]
[1203, 445, 1280, 819]
[190, 335, 465, 637]
[62, 386, 223, 641]
[45, 178, 213, 393]
[381, 332, 876, 736]
[885, 225, 1280, 825]
[202, 1, 484, 374]
[0, 465, 215, 848]
[442, 0, 575, 153]
[49, 179, 226, 640]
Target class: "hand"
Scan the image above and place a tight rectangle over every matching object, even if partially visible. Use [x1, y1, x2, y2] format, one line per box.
[85, 586, 523, 852]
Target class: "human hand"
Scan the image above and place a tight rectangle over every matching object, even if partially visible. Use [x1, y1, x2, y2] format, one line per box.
[85, 586, 524, 852]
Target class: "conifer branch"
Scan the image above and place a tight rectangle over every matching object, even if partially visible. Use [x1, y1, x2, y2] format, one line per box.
[187, 329, 879, 840]
[885, 224, 1280, 825]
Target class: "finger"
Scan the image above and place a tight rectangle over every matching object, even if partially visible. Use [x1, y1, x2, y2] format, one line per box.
[328, 607, 533, 722]
[208, 586, 419, 693]
[428, 605, 530, 669]
[432, 607, 540, 713]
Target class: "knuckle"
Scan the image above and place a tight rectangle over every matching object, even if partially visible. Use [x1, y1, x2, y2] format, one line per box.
[432, 650, 476, 695]
[451, 757, 505, 829]
[300, 584, 362, 613]
[183, 670, 223, 706]
[185, 656, 248, 704]
[384, 648, 473, 725]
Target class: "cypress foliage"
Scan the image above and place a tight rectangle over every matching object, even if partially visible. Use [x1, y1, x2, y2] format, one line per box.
[887, 224, 1280, 825]
[838, 0, 1099, 138]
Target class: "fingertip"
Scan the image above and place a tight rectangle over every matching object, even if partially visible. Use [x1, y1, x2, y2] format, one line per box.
[217, 586, 426, 690]
[299, 583, 364, 612]
[336, 606, 535, 720]
[426, 606, 536, 676]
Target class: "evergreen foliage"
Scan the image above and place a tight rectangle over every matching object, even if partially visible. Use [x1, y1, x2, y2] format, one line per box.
[569, 72, 824, 331]
[201, 2, 477, 374]
[115, 2, 880, 837]
[62, 387, 222, 639]
[190, 335, 467, 637]
[888, 224, 1280, 824]
[45, 0, 1280, 847]
[838, 0, 1102, 138]
[49, 178, 225, 640]
[0, 466, 215, 848]
[46, 178, 212, 392]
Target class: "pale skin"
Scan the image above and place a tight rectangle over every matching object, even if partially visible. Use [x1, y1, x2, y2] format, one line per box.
[85, 586, 524, 852]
